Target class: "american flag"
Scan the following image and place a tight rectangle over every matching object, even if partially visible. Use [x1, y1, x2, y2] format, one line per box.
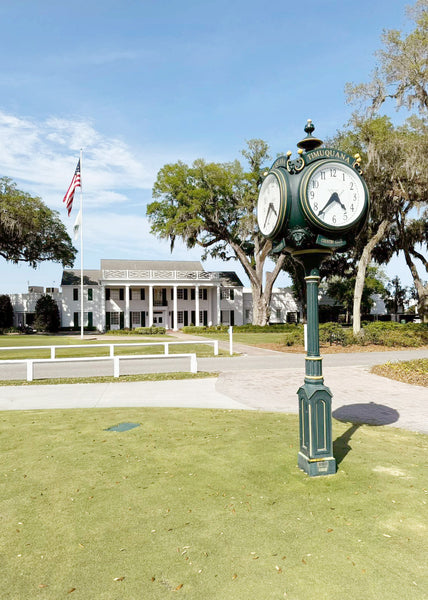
[63, 159, 81, 216]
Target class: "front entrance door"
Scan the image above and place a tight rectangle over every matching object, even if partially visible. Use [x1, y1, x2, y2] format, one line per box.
[153, 311, 168, 328]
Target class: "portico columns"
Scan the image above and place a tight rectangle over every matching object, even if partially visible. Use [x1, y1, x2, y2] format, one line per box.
[149, 284, 154, 327]
[216, 285, 221, 325]
[125, 284, 130, 328]
[195, 285, 200, 326]
[173, 285, 178, 331]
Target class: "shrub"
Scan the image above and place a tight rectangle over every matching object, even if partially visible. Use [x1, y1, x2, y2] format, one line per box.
[362, 322, 428, 347]
[105, 327, 166, 336]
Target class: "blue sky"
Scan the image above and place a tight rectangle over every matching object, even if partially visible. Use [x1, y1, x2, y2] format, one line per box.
[0, 0, 417, 293]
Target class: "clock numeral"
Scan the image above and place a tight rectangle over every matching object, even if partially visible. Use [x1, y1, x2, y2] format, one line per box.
[320, 171, 326, 180]
[343, 213, 348, 220]
[332, 214, 337, 224]
[353, 193, 357, 201]
[349, 181, 354, 190]
[350, 204, 355, 212]
[330, 168, 337, 178]
[314, 202, 318, 211]
[310, 191, 315, 199]
[312, 180, 319, 188]
[342, 173, 346, 181]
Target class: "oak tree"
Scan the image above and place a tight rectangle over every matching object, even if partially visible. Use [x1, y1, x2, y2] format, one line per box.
[0, 177, 76, 268]
[147, 141, 287, 325]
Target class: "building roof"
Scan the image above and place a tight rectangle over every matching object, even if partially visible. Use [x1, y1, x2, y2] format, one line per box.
[100, 259, 204, 271]
[61, 270, 101, 286]
[216, 271, 244, 287]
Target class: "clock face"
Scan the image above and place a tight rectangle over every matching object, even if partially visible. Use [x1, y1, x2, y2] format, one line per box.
[257, 169, 289, 238]
[301, 161, 368, 231]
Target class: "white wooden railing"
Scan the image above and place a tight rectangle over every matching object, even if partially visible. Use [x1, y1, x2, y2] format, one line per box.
[102, 269, 216, 281]
[0, 340, 218, 358]
[0, 353, 198, 382]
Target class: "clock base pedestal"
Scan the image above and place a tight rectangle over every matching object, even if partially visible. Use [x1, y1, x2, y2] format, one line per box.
[297, 382, 336, 477]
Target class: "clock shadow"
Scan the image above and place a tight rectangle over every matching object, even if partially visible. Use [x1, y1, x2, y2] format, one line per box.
[332, 402, 400, 466]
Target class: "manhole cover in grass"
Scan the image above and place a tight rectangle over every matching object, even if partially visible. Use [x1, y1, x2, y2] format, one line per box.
[105, 422, 141, 432]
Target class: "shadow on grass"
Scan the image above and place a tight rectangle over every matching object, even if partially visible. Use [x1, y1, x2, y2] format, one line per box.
[333, 402, 400, 466]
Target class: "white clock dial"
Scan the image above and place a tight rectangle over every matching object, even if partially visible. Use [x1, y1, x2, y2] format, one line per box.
[257, 172, 283, 237]
[303, 162, 367, 230]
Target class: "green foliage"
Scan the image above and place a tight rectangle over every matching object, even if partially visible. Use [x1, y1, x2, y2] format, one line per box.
[0, 294, 13, 329]
[0, 177, 76, 267]
[105, 327, 166, 335]
[33, 294, 60, 333]
[362, 321, 428, 346]
[182, 324, 303, 335]
[345, 0, 428, 115]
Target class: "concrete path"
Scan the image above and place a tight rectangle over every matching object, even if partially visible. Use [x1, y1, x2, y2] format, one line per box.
[0, 341, 427, 435]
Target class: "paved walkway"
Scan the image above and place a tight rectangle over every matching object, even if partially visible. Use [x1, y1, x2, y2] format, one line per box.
[0, 335, 427, 435]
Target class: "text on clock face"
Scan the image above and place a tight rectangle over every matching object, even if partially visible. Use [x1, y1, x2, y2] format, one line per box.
[308, 166, 364, 227]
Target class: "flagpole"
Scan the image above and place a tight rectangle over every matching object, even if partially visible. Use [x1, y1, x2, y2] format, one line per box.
[79, 148, 84, 339]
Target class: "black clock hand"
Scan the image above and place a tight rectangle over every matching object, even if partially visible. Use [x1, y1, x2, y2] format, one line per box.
[263, 203, 277, 229]
[318, 194, 337, 216]
[263, 203, 273, 229]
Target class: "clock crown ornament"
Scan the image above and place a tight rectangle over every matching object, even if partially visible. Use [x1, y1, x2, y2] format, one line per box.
[297, 119, 323, 152]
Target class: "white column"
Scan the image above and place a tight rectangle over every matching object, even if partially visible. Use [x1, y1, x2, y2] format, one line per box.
[149, 284, 154, 327]
[173, 285, 178, 331]
[216, 285, 221, 325]
[125, 284, 130, 328]
[195, 285, 200, 326]
[100, 285, 106, 332]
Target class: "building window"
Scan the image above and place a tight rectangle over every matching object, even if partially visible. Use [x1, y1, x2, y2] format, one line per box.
[129, 288, 133, 301]
[177, 311, 184, 324]
[140, 288, 145, 301]
[199, 288, 208, 300]
[276, 309, 282, 321]
[220, 288, 234, 300]
[245, 309, 251, 322]
[153, 288, 167, 306]
[119, 288, 124, 301]
[88, 288, 93, 301]
[110, 312, 119, 325]
[191, 289, 195, 300]
[177, 288, 188, 300]
[105, 288, 111, 300]
[73, 288, 78, 301]
[131, 312, 140, 325]
[73, 311, 79, 326]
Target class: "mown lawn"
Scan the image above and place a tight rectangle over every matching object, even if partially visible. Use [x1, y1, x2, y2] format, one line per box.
[1, 408, 426, 599]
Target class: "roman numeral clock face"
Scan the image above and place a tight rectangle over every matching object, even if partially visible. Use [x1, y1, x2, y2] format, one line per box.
[301, 161, 367, 231]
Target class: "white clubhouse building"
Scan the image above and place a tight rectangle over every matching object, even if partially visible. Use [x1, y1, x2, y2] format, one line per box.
[10, 259, 300, 331]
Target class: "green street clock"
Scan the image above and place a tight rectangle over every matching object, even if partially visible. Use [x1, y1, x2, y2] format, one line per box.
[300, 160, 369, 232]
[256, 120, 371, 478]
[256, 168, 290, 239]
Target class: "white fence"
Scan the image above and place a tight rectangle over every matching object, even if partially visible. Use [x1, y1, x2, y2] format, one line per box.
[0, 340, 218, 359]
[0, 353, 198, 382]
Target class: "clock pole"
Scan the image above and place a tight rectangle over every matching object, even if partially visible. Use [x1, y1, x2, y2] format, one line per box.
[293, 249, 336, 476]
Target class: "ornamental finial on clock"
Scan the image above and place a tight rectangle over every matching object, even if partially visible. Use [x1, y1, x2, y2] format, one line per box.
[297, 119, 323, 152]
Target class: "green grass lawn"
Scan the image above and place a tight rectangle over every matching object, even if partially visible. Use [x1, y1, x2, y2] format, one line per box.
[1, 408, 426, 599]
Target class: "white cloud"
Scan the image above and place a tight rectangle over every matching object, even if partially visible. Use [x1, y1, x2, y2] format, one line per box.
[0, 110, 156, 211]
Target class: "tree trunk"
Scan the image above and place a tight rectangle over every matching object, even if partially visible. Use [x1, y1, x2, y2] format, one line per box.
[353, 219, 391, 334]
[403, 248, 428, 323]
[230, 240, 287, 326]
